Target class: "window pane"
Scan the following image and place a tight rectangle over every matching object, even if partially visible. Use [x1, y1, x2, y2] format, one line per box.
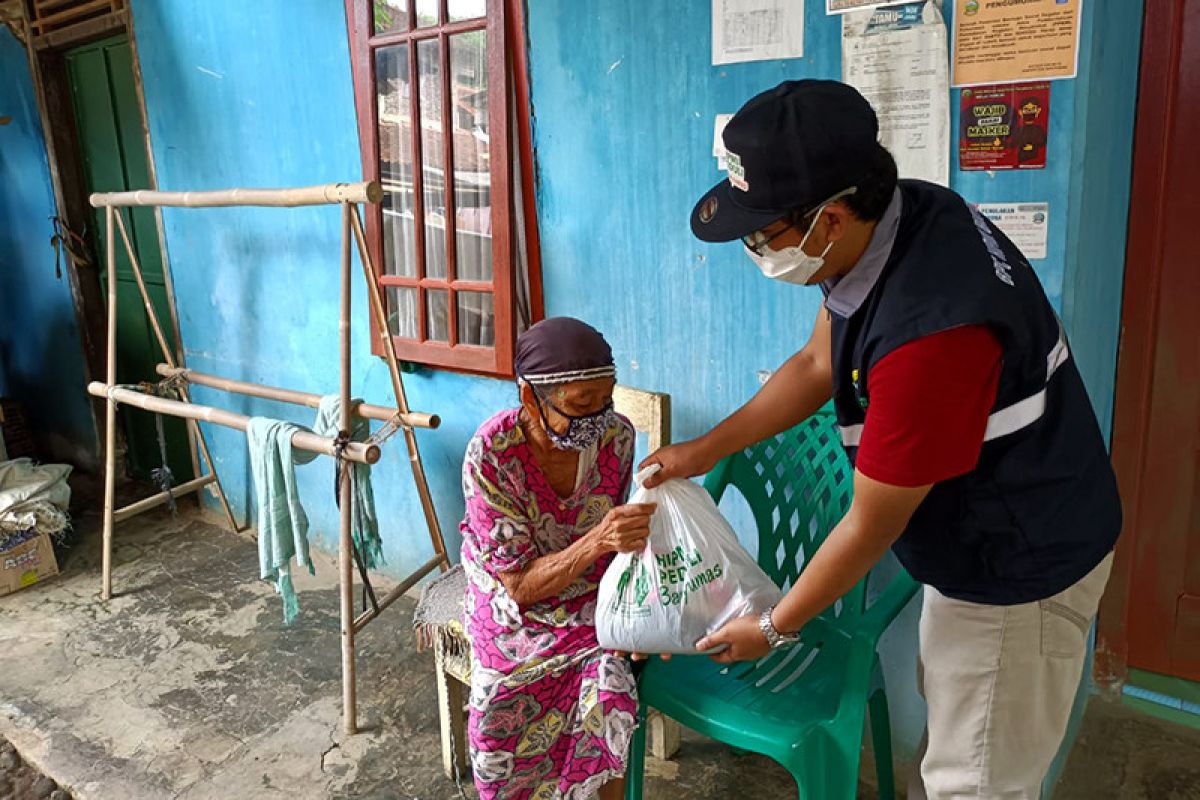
[457, 291, 494, 346]
[417, 39, 446, 279]
[386, 286, 418, 339]
[449, 0, 486, 22]
[449, 31, 492, 282]
[375, 45, 417, 278]
[427, 289, 449, 342]
[373, 0, 409, 35]
[416, 0, 438, 27]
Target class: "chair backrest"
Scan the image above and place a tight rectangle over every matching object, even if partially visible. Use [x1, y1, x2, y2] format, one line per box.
[613, 384, 672, 452]
[703, 406, 867, 627]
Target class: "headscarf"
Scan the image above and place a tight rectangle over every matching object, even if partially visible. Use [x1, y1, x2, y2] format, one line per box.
[514, 317, 616, 386]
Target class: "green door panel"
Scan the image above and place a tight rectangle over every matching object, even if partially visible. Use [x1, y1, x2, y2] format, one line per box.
[67, 34, 191, 482]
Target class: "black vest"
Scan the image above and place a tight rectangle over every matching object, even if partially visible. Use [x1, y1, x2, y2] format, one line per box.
[831, 181, 1121, 604]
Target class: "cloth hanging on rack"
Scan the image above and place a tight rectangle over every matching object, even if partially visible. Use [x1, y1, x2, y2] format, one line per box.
[313, 396, 385, 571]
[248, 418, 313, 624]
[248, 397, 387, 623]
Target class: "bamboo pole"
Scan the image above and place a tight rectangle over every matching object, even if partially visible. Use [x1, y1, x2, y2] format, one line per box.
[113, 210, 240, 532]
[88, 383, 380, 465]
[102, 206, 117, 601]
[90, 182, 383, 209]
[339, 203, 357, 735]
[153, 365, 440, 430]
[352, 554, 444, 633]
[349, 206, 451, 571]
[114, 475, 217, 523]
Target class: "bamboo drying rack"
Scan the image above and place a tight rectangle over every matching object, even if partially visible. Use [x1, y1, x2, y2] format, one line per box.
[88, 181, 451, 734]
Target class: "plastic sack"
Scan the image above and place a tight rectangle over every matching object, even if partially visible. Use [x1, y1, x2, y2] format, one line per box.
[596, 465, 782, 654]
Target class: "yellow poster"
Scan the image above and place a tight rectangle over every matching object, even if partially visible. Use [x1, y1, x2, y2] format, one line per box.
[952, 0, 1082, 87]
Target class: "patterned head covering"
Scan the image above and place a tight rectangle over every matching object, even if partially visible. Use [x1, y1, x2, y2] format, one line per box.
[514, 317, 616, 386]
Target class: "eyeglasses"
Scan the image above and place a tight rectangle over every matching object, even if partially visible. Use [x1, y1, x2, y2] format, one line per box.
[742, 187, 860, 255]
[742, 221, 800, 256]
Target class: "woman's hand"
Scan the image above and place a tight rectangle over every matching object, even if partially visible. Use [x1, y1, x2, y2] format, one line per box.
[638, 437, 719, 489]
[590, 503, 657, 554]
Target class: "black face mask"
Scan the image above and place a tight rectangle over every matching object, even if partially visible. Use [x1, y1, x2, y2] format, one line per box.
[532, 389, 614, 451]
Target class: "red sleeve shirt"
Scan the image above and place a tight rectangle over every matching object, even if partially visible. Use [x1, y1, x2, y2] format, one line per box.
[854, 325, 1003, 488]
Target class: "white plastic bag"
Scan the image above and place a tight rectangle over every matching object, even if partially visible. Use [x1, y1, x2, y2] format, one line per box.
[596, 465, 782, 654]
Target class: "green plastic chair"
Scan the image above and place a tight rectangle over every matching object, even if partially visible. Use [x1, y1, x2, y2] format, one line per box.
[626, 408, 920, 799]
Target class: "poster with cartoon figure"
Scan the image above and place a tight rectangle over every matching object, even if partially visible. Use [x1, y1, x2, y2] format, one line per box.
[959, 82, 1050, 171]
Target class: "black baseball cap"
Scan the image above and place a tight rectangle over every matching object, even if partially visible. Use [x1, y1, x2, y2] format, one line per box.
[691, 80, 880, 243]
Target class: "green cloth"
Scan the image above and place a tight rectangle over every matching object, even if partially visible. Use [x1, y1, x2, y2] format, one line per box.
[248, 396, 386, 624]
[314, 396, 385, 571]
[248, 418, 313, 624]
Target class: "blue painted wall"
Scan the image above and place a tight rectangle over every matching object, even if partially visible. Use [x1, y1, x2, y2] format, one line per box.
[125, 0, 512, 568]
[0, 30, 98, 467]
[118, 0, 1140, 784]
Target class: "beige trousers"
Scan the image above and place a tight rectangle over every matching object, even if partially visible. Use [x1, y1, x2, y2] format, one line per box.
[909, 553, 1114, 800]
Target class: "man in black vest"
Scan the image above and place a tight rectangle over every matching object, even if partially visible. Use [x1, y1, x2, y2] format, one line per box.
[642, 80, 1121, 798]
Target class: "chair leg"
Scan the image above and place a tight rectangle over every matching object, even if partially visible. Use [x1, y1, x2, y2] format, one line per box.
[435, 650, 469, 779]
[868, 687, 896, 800]
[625, 702, 648, 800]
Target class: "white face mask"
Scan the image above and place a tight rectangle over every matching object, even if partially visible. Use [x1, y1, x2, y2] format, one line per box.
[745, 204, 833, 285]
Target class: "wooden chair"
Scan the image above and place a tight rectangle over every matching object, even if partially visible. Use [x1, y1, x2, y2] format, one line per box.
[434, 384, 680, 778]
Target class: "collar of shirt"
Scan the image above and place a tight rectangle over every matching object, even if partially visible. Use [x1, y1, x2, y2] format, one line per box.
[821, 188, 904, 317]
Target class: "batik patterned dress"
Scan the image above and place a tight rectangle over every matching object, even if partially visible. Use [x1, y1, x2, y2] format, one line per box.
[460, 408, 639, 800]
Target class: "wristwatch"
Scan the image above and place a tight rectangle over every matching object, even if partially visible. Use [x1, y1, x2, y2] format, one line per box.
[759, 605, 801, 650]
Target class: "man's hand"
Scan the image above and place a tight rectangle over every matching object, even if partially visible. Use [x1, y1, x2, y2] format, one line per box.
[695, 614, 771, 664]
[638, 438, 718, 489]
[639, 314, 835, 490]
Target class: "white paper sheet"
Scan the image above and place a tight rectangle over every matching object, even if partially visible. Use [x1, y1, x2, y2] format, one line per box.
[842, 1, 949, 186]
[712, 0, 804, 66]
[713, 114, 734, 169]
[827, 0, 895, 14]
[976, 202, 1050, 260]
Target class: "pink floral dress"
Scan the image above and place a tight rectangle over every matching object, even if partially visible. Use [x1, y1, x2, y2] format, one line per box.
[460, 408, 639, 800]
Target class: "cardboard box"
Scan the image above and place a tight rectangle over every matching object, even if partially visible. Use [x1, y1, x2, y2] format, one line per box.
[0, 529, 59, 596]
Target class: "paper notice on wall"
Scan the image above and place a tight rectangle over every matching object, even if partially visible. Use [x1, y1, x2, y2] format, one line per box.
[976, 202, 1049, 260]
[713, 114, 734, 169]
[843, 1, 950, 185]
[712, 0, 804, 65]
[827, 0, 897, 13]
[952, 0, 1081, 87]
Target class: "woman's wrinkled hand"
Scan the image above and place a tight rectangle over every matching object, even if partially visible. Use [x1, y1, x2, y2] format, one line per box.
[592, 503, 657, 554]
[638, 438, 718, 488]
[611, 650, 672, 662]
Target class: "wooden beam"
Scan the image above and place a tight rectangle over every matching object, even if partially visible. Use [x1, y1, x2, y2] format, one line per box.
[352, 554, 446, 633]
[90, 182, 383, 209]
[87, 383, 382, 465]
[113, 475, 216, 522]
[31, 0, 110, 33]
[154, 365, 441, 430]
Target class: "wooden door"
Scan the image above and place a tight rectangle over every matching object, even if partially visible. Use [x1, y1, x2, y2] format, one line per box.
[1108, 0, 1200, 682]
[65, 34, 191, 482]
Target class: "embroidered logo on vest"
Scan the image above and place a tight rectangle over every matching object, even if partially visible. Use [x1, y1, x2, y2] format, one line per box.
[851, 368, 869, 409]
[969, 205, 1015, 287]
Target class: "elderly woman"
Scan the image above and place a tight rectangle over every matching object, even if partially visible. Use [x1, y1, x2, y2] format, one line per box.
[460, 317, 656, 800]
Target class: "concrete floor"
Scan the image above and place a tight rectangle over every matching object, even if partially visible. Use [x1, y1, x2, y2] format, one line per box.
[0, 484, 1197, 799]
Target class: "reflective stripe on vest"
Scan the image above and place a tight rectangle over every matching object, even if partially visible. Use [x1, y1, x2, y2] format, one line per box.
[838, 328, 1070, 448]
